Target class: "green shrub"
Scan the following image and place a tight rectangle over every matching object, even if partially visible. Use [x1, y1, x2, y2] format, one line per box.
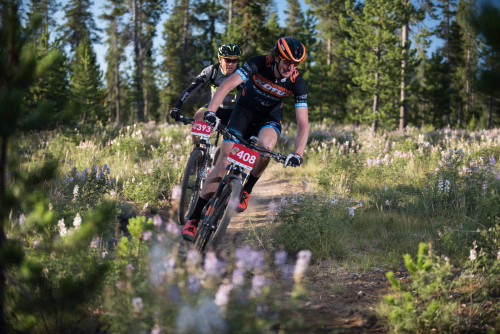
[380, 243, 458, 333]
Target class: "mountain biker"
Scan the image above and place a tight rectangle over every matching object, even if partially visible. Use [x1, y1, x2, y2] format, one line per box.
[182, 37, 309, 241]
[169, 43, 242, 128]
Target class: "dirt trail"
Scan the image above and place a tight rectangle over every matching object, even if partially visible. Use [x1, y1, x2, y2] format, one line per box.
[217, 174, 392, 333]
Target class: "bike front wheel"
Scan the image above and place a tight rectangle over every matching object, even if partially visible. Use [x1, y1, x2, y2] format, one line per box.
[178, 149, 204, 225]
[208, 178, 243, 251]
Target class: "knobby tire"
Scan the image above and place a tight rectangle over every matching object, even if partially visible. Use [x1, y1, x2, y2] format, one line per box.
[194, 178, 242, 254]
[178, 149, 203, 225]
[209, 179, 243, 251]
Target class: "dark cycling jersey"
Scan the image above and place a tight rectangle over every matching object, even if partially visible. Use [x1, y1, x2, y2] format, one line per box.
[235, 55, 308, 117]
[174, 63, 241, 111]
[227, 55, 308, 139]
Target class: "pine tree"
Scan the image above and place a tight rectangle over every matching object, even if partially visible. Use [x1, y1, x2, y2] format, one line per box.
[432, 0, 458, 126]
[25, 33, 71, 127]
[160, 0, 198, 116]
[58, 0, 101, 52]
[70, 37, 105, 126]
[341, 0, 407, 131]
[101, 0, 127, 124]
[25, 0, 59, 44]
[471, 0, 500, 129]
[227, 0, 274, 57]
[305, 0, 349, 121]
[193, 0, 226, 61]
[128, 0, 166, 122]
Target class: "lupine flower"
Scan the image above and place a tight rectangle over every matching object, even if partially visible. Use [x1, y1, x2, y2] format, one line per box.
[58, 219, 67, 237]
[251, 274, 268, 296]
[153, 214, 163, 227]
[469, 249, 477, 261]
[293, 250, 312, 283]
[151, 326, 161, 334]
[348, 207, 355, 218]
[497, 251, 500, 261]
[187, 275, 201, 293]
[231, 268, 245, 287]
[90, 236, 100, 249]
[186, 249, 201, 267]
[143, 230, 153, 241]
[176, 298, 227, 334]
[172, 186, 182, 200]
[482, 181, 488, 196]
[274, 250, 288, 266]
[444, 180, 450, 193]
[116, 281, 125, 289]
[73, 213, 82, 229]
[215, 282, 233, 307]
[166, 221, 180, 235]
[132, 297, 143, 311]
[437, 178, 444, 191]
[73, 185, 79, 201]
[204, 251, 222, 276]
[18, 213, 26, 226]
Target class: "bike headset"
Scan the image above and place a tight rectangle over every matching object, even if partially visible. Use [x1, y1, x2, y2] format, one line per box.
[273, 37, 306, 78]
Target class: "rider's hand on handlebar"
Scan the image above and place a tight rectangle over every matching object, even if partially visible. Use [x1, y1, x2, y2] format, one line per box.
[170, 108, 181, 121]
[204, 110, 218, 127]
[284, 153, 303, 167]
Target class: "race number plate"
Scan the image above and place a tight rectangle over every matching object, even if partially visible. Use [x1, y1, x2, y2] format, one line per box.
[227, 143, 259, 170]
[191, 121, 212, 138]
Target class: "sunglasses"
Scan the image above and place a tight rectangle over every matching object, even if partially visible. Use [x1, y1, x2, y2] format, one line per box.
[279, 56, 299, 67]
[222, 58, 239, 64]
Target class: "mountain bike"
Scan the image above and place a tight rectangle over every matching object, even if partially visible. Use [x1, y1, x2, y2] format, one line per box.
[194, 124, 289, 254]
[176, 115, 220, 225]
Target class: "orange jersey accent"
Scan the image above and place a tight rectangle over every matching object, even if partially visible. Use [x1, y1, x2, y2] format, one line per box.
[253, 74, 293, 98]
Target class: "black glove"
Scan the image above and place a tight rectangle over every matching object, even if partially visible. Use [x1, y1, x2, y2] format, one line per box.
[204, 111, 218, 127]
[285, 153, 303, 167]
[170, 108, 181, 121]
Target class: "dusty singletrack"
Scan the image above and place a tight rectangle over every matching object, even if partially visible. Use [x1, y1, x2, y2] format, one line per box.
[214, 174, 392, 333]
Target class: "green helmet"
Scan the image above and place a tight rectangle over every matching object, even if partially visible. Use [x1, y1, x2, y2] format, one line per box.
[218, 43, 241, 57]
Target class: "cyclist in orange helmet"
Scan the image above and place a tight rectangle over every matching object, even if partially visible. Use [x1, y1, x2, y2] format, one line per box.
[183, 37, 309, 241]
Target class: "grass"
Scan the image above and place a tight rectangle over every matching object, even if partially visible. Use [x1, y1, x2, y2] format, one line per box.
[5, 121, 500, 332]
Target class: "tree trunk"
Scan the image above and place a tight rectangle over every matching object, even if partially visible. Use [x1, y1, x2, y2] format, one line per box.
[487, 94, 493, 130]
[0, 135, 7, 333]
[399, 20, 408, 132]
[115, 60, 121, 124]
[372, 44, 380, 133]
[182, 0, 190, 73]
[132, 0, 144, 122]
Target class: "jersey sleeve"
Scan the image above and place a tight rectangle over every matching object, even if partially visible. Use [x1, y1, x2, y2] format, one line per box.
[174, 65, 213, 109]
[293, 76, 308, 108]
[235, 56, 262, 83]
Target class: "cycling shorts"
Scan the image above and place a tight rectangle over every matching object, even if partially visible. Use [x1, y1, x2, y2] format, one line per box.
[226, 104, 282, 141]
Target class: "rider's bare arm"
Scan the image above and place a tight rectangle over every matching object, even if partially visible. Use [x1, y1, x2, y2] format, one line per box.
[207, 73, 244, 112]
[294, 106, 309, 157]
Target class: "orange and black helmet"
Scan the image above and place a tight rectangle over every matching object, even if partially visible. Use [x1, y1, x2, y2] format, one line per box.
[274, 37, 306, 63]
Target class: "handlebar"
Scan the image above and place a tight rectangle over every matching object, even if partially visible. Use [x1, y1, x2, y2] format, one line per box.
[215, 124, 288, 165]
[175, 114, 289, 166]
[177, 114, 195, 125]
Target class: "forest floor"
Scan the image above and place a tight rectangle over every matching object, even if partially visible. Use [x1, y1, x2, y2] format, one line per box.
[213, 174, 393, 333]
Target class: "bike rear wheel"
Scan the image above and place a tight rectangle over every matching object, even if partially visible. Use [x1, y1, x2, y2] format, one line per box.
[178, 149, 204, 225]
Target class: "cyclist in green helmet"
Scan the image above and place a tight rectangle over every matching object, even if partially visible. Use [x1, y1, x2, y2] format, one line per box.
[170, 43, 242, 128]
